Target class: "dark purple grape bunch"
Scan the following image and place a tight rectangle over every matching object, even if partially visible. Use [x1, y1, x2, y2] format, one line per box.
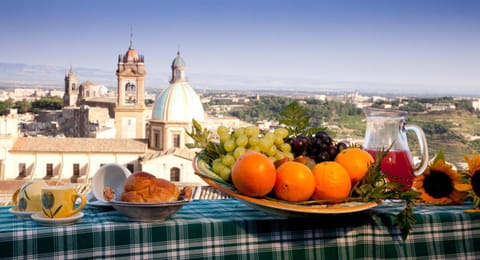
[286, 131, 347, 163]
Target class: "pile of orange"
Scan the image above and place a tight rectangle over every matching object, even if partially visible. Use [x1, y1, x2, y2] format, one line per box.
[230, 148, 374, 202]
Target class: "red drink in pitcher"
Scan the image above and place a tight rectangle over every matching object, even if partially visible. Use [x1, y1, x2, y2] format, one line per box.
[365, 149, 415, 190]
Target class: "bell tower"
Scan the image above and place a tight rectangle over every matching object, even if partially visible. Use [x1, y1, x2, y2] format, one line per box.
[114, 33, 146, 139]
[64, 66, 78, 107]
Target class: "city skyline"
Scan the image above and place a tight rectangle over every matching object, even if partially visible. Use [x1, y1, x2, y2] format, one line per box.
[1, 0, 479, 95]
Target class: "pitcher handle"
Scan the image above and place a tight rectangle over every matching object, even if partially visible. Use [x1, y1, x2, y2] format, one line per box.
[405, 124, 429, 176]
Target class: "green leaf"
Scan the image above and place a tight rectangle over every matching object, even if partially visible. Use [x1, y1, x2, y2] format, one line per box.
[350, 145, 420, 240]
[432, 149, 445, 165]
[186, 119, 225, 165]
[396, 199, 416, 241]
[278, 101, 325, 137]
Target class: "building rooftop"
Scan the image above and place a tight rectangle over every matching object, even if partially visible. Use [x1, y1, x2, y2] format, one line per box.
[10, 137, 147, 153]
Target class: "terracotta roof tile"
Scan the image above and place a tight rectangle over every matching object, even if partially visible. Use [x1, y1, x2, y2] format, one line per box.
[10, 137, 147, 153]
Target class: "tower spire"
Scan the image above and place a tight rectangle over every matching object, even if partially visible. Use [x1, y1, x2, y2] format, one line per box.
[129, 27, 133, 49]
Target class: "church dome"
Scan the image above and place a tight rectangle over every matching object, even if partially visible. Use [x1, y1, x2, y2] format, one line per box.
[151, 82, 204, 122]
[171, 52, 186, 68]
[125, 48, 139, 61]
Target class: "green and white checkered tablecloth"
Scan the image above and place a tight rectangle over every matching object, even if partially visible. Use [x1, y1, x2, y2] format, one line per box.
[1, 199, 480, 259]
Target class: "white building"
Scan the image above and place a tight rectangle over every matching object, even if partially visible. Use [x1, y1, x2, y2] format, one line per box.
[0, 41, 249, 195]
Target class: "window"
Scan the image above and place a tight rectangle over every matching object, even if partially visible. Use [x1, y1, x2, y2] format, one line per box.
[18, 163, 26, 178]
[154, 132, 161, 148]
[46, 163, 53, 177]
[126, 164, 134, 173]
[73, 164, 80, 177]
[170, 167, 180, 182]
[173, 134, 181, 148]
[72, 83, 76, 91]
[125, 82, 136, 91]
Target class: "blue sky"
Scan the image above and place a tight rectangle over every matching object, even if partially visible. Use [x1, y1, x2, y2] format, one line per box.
[1, 0, 479, 94]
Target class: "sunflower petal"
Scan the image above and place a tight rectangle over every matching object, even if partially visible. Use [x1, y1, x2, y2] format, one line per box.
[454, 183, 472, 192]
[464, 208, 480, 213]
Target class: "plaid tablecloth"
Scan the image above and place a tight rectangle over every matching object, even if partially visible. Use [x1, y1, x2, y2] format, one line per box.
[1, 199, 480, 259]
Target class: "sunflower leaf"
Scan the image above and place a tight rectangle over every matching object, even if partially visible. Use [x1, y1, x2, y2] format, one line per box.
[432, 149, 445, 165]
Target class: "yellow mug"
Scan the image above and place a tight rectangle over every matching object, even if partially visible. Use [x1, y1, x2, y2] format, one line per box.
[12, 180, 48, 212]
[41, 185, 87, 218]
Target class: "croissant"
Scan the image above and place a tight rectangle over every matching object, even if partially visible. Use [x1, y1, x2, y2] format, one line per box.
[120, 172, 181, 203]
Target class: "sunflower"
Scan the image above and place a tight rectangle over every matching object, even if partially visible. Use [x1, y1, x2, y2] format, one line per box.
[455, 153, 480, 212]
[413, 154, 465, 205]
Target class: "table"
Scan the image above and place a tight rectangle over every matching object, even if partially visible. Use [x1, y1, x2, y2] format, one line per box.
[1, 199, 480, 259]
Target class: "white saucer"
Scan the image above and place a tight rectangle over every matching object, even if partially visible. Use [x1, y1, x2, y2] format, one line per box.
[9, 208, 35, 219]
[31, 212, 84, 226]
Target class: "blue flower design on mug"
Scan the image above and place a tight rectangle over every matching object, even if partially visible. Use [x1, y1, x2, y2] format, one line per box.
[41, 191, 62, 218]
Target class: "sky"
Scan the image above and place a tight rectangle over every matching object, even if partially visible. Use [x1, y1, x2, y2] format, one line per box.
[1, 0, 479, 95]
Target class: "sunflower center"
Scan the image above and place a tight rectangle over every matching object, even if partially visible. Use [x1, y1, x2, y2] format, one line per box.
[472, 170, 480, 197]
[423, 170, 454, 198]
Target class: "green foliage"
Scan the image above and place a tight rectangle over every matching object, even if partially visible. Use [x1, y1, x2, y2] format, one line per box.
[15, 99, 32, 113]
[145, 99, 155, 105]
[31, 96, 63, 111]
[227, 96, 362, 136]
[402, 100, 426, 112]
[352, 147, 420, 240]
[229, 96, 291, 122]
[417, 121, 451, 135]
[279, 101, 319, 136]
[186, 119, 224, 165]
[0, 98, 14, 115]
[455, 99, 475, 112]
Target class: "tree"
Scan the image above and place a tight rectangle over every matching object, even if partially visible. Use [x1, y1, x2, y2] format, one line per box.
[15, 99, 32, 113]
[31, 96, 63, 111]
[403, 100, 426, 112]
[455, 99, 474, 113]
[0, 98, 15, 115]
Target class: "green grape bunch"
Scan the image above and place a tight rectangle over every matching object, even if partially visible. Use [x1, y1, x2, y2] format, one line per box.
[212, 125, 293, 181]
[187, 119, 294, 182]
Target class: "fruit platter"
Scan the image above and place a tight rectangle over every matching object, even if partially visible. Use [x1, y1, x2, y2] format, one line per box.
[188, 117, 401, 218]
[193, 156, 380, 217]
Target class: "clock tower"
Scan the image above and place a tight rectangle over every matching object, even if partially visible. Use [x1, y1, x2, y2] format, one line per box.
[64, 66, 78, 107]
[115, 35, 146, 139]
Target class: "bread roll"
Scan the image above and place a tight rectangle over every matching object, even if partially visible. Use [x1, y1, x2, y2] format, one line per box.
[120, 172, 180, 203]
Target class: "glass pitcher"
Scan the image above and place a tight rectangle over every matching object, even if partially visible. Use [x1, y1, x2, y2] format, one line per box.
[363, 107, 429, 190]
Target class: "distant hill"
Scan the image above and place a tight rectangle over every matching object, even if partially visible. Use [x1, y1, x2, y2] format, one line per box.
[0, 62, 358, 95]
[0, 62, 115, 90]
[0, 62, 477, 97]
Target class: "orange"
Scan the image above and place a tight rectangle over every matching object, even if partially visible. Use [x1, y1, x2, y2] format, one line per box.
[311, 161, 352, 200]
[273, 161, 315, 202]
[335, 148, 374, 185]
[231, 151, 277, 197]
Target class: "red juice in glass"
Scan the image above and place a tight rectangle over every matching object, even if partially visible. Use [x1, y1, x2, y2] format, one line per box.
[365, 149, 415, 190]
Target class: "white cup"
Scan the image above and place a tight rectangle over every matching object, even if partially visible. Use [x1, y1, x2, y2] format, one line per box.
[91, 163, 130, 202]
